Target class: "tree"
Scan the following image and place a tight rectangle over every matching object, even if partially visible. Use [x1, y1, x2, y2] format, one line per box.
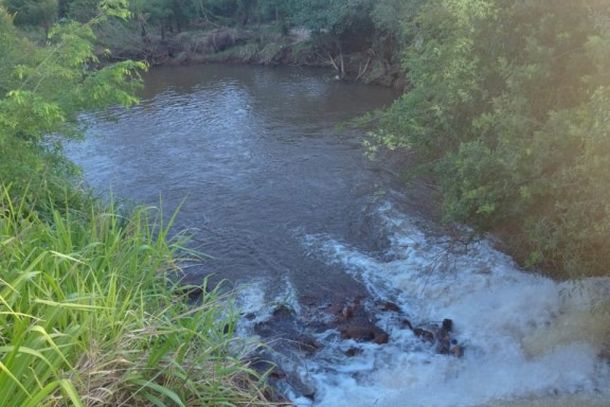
[4, 0, 58, 33]
[283, 0, 375, 77]
[370, 0, 423, 63]
[0, 3, 145, 200]
[374, 0, 610, 277]
[66, 0, 100, 22]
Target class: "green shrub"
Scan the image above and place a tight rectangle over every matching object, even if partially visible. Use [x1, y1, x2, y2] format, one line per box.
[3, 0, 58, 31]
[0, 6, 144, 204]
[374, 0, 610, 278]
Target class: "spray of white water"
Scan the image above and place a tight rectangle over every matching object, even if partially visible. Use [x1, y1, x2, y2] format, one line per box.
[239, 202, 610, 407]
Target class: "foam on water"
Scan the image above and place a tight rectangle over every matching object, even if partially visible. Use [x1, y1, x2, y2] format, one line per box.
[233, 276, 320, 403]
[298, 202, 610, 407]
[234, 276, 302, 336]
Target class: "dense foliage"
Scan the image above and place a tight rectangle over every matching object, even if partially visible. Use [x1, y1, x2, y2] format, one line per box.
[0, 2, 142, 201]
[375, 0, 610, 277]
[4, 0, 57, 31]
[121, 0, 415, 64]
[8, 0, 414, 64]
[1, 2, 609, 403]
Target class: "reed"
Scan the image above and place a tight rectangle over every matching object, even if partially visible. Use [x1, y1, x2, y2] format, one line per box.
[0, 185, 266, 406]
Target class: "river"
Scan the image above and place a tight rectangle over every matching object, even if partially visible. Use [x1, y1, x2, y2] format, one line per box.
[66, 64, 610, 407]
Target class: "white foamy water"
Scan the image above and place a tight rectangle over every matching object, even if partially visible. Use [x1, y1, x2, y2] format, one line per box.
[234, 276, 302, 335]
[295, 202, 610, 407]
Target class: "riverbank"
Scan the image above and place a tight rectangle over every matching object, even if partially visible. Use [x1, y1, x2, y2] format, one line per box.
[95, 20, 407, 89]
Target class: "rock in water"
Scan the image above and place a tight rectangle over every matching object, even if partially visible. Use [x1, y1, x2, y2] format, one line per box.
[436, 319, 453, 354]
[413, 327, 435, 343]
[345, 347, 363, 357]
[442, 318, 453, 332]
[410, 318, 464, 357]
[376, 301, 402, 313]
[339, 322, 389, 344]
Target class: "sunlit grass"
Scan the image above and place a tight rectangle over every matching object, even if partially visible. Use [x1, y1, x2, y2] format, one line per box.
[0, 185, 267, 406]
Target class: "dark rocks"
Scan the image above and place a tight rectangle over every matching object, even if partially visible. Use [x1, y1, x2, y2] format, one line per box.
[376, 301, 402, 313]
[249, 297, 465, 405]
[408, 318, 464, 358]
[451, 343, 464, 358]
[442, 318, 453, 332]
[345, 347, 363, 357]
[339, 324, 375, 341]
[401, 319, 414, 330]
[273, 304, 296, 318]
[246, 347, 316, 402]
[173, 284, 205, 301]
[436, 338, 451, 354]
[341, 304, 354, 320]
[245, 350, 275, 370]
[249, 358, 286, 380]
[254, 304, 323, 356]
[262, 388, 294, 407]
[331, 297, 390, 345]
[413, 327, 435, 343]
[296, 336, 321, 354]
[374, 331, 390, 345]
[435, 319, 453, 355]
[247, 356, 294, 406]
[339, 323, 389, 344]
[246, 348, 313, 403]
[243, 294, 469, 407]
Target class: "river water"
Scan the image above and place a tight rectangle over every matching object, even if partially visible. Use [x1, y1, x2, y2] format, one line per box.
[66, 65, 610, 407]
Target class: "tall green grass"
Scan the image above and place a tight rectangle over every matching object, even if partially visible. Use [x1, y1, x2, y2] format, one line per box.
[0, 186, 267, 406]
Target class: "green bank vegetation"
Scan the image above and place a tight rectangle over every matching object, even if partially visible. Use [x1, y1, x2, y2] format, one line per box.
[0, 3, 268, 405]
[372, 0, 610, 278]
[0, 188, 264, 406]
[4, 0, 418, 85]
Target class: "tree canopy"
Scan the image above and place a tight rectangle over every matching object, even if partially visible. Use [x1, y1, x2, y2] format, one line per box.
[0, 2, 145, 199]
[374, 0, 610, 277]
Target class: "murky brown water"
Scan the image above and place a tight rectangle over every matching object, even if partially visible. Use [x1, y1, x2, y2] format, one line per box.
[67, 64, 399, 298]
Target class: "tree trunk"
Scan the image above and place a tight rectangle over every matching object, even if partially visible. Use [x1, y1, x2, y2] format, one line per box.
[58, 0, 69, 18]
[139, 17, 147, 39]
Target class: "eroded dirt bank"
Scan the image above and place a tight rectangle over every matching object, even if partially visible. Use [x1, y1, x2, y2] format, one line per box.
[97, 22, 407, 89]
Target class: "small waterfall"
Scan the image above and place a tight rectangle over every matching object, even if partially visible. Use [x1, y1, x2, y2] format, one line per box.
[238, 200, 610, 407]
